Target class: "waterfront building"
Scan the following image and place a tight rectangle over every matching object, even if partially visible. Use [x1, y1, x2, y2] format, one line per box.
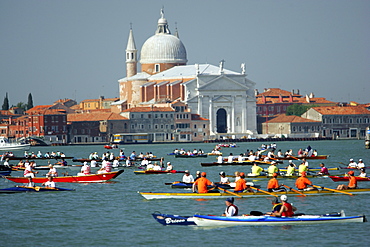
[118, 9, 257, 139]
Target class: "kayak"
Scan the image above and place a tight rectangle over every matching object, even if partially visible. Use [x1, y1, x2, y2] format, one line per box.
[3, 170, 124, 183]
[329, 176, 370, 182]
[175, 154, 208, 158]
[152, 212, 345, 226]
[278, 167, 339, 172]
[134, 170, 186, 175]
[0, 186, 75, 193]
[193, 213, 365, 227]
[152, 213, 196, 226]
[138, 188, 370, 200]
[226, 174, 321, 179]
[0, 171, 11, 176]
[3, 156, 74, 160]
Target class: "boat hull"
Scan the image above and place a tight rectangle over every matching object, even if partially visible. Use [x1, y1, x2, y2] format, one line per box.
[330, 176, 370, 182]
[152, 213, 196, 226]
[138, 188, 370, 200]
[134, 170, 185, 175]
[0, 186, 75, 193]
[174, 154, 208, 158]
[4, 170, 124, 183]
[193, 214, 365, 227]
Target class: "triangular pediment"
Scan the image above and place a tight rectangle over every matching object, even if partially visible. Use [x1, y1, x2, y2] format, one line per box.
[212, 95, 232, 103]
[198, 75, 249, 91]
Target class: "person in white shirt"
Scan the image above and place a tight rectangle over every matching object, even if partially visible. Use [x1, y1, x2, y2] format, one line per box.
[90, 159, 97, 167]
[227, 153, 234, 163]
[166, 162, 173, 171]
[219, 171, 230, 184]
[46, 164, 58, 177]
[146, 162, 154, 170]
[153, 162, 162, 171]
[357, 159, 365, 169]
[182, 170, 194, 183]
[80, 162, 91, 175]
[359, 169, 367, 177]
[43, 176, 56, 188]
[348, 159, 357, 168]
[237, 154, 244, 163]
[112, 158, 120, 168]
[222, 197, 238, 216]
[217, 155, 223, 163]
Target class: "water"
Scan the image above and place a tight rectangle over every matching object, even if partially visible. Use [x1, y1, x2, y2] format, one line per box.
[1, 140, 369, 246]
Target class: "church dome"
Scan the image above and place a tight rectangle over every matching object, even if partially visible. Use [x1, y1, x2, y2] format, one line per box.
[140, 9, 187, 65]
[140, 34, 187, 64]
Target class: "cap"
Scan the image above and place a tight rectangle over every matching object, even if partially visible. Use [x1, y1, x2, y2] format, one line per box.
[359, 159, 363, 162]
[219, 171, 225, 176]
[272, 197, 279, 204]
[167, 162, 171, 165]
[301, 171, 307, 176]
[225, 197, 234, 203]
[348, 170, 354, 175]
[185, 170, 189, 173]
[280, 195, 288, 201]
[271, 161, 276, 164]
[240, 172, 245, 177]
[201, 172, 207, 177]
[196, 171, 201, 175]
[289, 160, 293, 163]
[350, 158, 354, 161]
[273, 173, 278, 177]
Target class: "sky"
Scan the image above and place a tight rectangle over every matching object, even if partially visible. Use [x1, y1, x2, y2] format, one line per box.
[1, 0, 369, 107]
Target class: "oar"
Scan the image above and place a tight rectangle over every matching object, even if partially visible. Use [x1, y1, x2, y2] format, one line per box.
[282, 184, 307, 197]
[216, 186, 242, 198]
[249, 186, 278, 197]
[312, 185, 353, 196]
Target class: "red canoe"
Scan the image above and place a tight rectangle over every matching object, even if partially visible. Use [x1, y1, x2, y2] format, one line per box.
[329, 176, 370, 182]
[3, 170, 124, 183]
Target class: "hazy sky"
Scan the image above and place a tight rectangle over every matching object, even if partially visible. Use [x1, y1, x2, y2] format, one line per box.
[1, 0, 369, 107]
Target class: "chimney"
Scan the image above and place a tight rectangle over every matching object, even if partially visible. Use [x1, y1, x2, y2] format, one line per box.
[262, 95, 266, 104]
[254, 89, 259, 96]
[279, 94, 283, 103]
[289, 94, 293, 103]
[306, 95, 310, 103]
[297, 89, 300, 95]
[292, 89, 295, 95]
[264, 88, 268, 92]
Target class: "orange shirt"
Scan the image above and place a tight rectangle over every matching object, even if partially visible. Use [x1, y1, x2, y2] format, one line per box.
[295, 177, 312, 190]
[267, 178, 279, 189]
[194, 177, 213, 193]
[348, 176, 357, 188]
[234, 178, 247, 192]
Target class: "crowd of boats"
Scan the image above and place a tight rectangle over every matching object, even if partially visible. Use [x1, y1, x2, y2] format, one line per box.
[0, 143, 368, 227]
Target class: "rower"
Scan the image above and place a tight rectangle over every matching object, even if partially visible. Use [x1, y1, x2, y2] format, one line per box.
[153, 162, 162, 171]
[336, 170, 357, 190]
[227, 153, 234, 163]
[219, 171, 230, 184]
[166, 162, 173, 171]
[222, 197, 238, 216]
[357, 159, 365, 169]
[317, 163, 329, 175]
[42, 176, 56, 188]
[234, 172, 247, 193]
[348, 158, 357, 168]
[192, 172, 214, 193]
[46, 164, 58, 177]
[250, 162, 263, 176]
[267, 161, 279, 176]
[286, 161, 296, 176]
[295, 171, 315, 191]
[182, 170, 194, 183]
[272, 195, 297, 217]
[359, 168, 367, 178]
[298, 161, 308, 176]
[217, 154, 223, 164]
[267, 173, 285, 192]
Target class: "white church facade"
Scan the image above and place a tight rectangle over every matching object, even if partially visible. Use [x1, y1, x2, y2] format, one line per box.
[118, 9, 257, 138]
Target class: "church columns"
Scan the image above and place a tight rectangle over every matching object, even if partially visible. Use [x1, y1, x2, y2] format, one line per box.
[231, 96, 236, 133]
[198, 95, 203, 116]
[242, 96, 247, 132]
[209, 98, 215, 134]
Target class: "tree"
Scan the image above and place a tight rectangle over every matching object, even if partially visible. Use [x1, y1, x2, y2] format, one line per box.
[15, 102, 27, 111]
[286, 104, 319, 116]
[2, 92, 9, 110]
[27, 93, 34, 110]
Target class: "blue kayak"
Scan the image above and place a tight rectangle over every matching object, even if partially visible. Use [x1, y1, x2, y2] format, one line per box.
[0, 186, 75, 193]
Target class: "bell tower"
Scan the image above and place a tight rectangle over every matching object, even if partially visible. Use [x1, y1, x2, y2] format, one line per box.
[126, 25, 137, 78]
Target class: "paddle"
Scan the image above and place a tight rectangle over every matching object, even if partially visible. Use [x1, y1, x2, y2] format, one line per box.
[216, 186, 243, 198]
[249, 186, 278, 197]
[164, 181, 181, 185]
[312, 185, 353, 196]
[282, 184, 307, 197]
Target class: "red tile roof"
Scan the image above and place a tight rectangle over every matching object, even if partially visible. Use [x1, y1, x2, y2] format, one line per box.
[122, 106, 174, 113]
[257, 88, 301, 97]
[67, 112, 127, 122]
[191, 114, 209, 121]
[312, 106, 370, 115]
[267, 114, 320, 123]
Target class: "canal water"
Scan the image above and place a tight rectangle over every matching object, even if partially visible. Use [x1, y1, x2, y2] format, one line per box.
[1, 140, 369, 246]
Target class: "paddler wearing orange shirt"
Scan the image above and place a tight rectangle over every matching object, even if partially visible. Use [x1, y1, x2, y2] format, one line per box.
[192, 172, 215, 193]
[295, 171, 315, 191]
[336, 170, 357, 190]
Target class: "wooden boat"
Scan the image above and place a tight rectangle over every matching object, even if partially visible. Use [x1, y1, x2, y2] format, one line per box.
[278, 167, 339, 172]
[0, 186, 75, 193]
[134, 170, 185, 175]
[269, 155, 329, 160]
[340, 166, 370, 170]
[138, 188, 370, 200]
[3, 170, 124, 183]
[152, 212, 345, 226]
[72, 157, 161, 163]
[329, 176, 370, 182]
[0, 171, 11, 176]
[201, 160, 281, 167]
[0, 137, 30, 151]
[4, 156, 74, 161]
[193, 213, 366, 227]
[174, 154, 208, 158]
